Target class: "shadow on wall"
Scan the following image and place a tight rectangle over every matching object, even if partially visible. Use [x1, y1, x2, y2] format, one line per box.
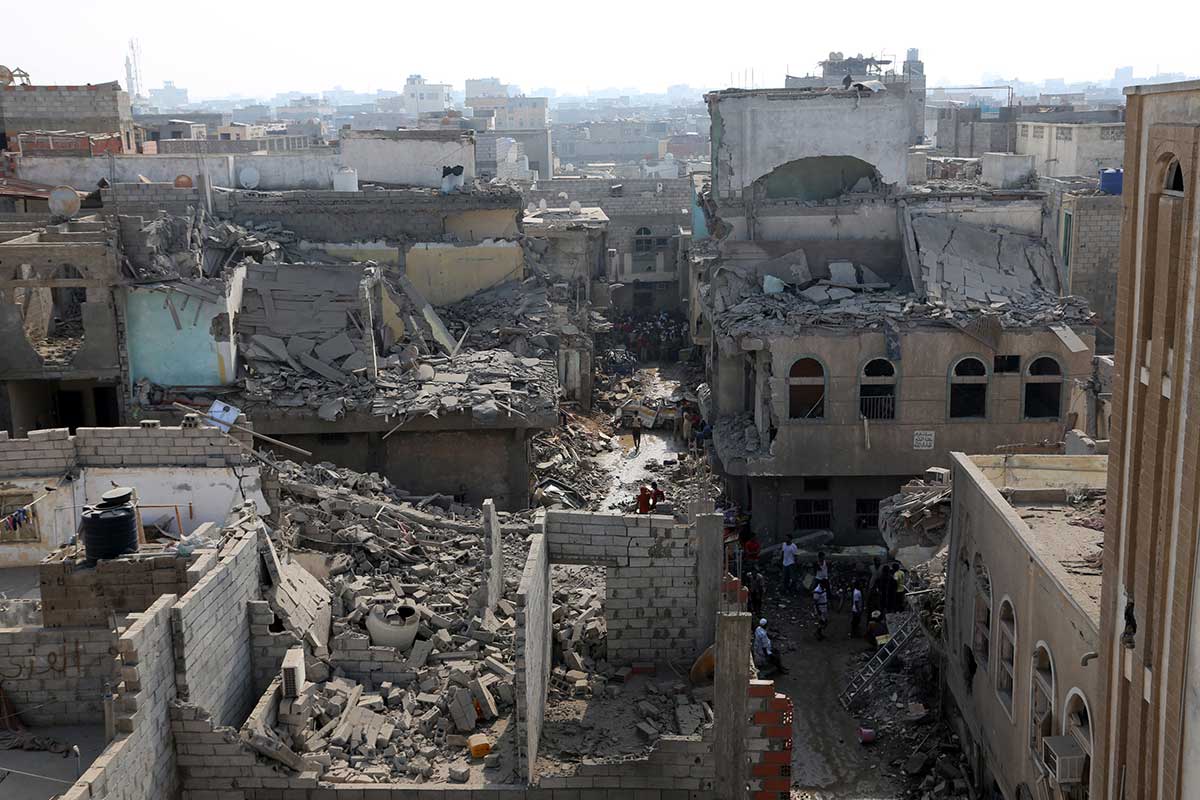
[756, 156, 881, 201]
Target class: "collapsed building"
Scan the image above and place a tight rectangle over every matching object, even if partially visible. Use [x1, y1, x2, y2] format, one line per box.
[0, 416, 792, 800]
[695, 82, 1096, 543]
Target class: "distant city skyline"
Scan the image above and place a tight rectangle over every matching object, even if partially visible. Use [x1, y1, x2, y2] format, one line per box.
[4, 0, 1197, 101]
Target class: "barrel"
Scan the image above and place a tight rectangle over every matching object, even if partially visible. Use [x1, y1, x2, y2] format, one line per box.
[1100, 168, 1123, 195]
[80, 494, 138, 562]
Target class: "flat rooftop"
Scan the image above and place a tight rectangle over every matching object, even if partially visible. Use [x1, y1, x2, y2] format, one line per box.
[969, 454, 1107, 624]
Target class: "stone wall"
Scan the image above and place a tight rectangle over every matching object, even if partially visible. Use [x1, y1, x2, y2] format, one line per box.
[247, 599, 302, 697]
[0, 625, 117, 725]
[170, 529, 261, 728]
[542, 510, 700, 666]
[0, 82, 133, 146]
[101, 183, 205, 218]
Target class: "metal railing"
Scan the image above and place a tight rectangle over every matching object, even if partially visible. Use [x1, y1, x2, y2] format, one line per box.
[859, 393, 896, 420]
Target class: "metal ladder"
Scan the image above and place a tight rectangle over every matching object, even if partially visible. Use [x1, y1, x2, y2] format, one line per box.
[838, 613, 921, 709]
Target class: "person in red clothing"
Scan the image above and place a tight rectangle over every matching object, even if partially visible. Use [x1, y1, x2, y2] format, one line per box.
[650, 482, 665, 509]
[636, 485, 652, 514]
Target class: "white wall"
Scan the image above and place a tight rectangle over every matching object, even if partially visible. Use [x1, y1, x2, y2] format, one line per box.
[0, 466, 265, 568]
[340, 136, 476, 188]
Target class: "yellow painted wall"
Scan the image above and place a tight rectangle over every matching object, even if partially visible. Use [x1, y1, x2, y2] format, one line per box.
[404, 243, 524, 305]
[445, 209, 519, 241]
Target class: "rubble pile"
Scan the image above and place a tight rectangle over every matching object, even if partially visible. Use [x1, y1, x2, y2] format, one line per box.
[879, 477, 952, 552]
[531, 414, 617, 509]
[127, 207, 298, 280]
[241, 347, 558, 427]
[437, 278, 558, 355]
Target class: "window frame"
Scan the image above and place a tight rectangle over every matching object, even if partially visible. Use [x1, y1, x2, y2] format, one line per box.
[0, 489, 40, 543]
[787, 356, 827, 421]
[949, 355, 990, 420]
[859, 357, 897, 421]
[634, 226, 655, 254]
[996, 597, 1017, 720]
[855, 498, 882, 531]
[794, 498, 832, 531]
[972, 554, 992, 674]
[1022, 354, 1065, 421]
[1030, 643, 1056, 765]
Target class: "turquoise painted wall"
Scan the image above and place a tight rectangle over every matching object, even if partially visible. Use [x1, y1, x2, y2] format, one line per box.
[691, 184, 709, 240]
[124, 287, 232, 387]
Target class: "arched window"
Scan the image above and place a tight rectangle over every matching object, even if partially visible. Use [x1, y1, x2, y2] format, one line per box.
[634, 226, 654, 253]
[1166, 159, 1185, 194]
[1030, 645, 1055, 759]
[788, 358, 825, 420]
[950, 356, 989, 419]
[859, 358, 896, 420]
[996, 599, 1016, 715]
[973, 555, 992, 671]
[1024, 356, 1063, 419]
[1063, 690, 1093, 797]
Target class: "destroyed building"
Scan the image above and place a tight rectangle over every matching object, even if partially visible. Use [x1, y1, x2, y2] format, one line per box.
[521, 177, 694, 311]
[0, 416, 793, 800]
[696, 83, 1096, 543]
[942, 452, 1105, 799]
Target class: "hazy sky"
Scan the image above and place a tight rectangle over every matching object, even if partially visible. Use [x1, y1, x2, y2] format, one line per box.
[6, 0, 1198, 99]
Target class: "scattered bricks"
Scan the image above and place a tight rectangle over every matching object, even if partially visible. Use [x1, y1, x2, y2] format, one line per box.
[448, 686, 477, 732]
[448, 762, 470, 782]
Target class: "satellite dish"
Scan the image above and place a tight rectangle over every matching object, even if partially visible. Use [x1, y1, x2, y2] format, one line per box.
[239, 166, 260, 189]
[48, 186, 81, 218]
[569, 200, 581, 214]
[557, 191, 568, 200]
[0, 66, 12, 88]
[173, 175, 194, 188]
[538, 199, 547, 210]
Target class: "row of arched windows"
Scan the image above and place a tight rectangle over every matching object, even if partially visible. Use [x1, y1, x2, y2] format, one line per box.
[970, 553, 1093, 794]
[786, 355, 1065, 421]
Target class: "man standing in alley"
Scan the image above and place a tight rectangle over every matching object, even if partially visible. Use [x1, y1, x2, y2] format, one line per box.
[849, 582, 864, 638]
[781, 534, 799, 593]
[630, 414, 643, 453]
[753, 618, 787, 674]
[748, 572, 766, 622]
[813, 580, 829, 641]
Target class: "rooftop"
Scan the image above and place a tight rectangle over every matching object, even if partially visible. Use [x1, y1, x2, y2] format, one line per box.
[968, 454, 1107, 624]
[523, 206, 609, 227]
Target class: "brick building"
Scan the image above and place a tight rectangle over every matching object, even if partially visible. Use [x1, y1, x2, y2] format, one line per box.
[1095, 78, 1200, 800]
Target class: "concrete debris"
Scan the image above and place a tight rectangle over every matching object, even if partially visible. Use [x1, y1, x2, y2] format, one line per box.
[127, 206, 297, 281]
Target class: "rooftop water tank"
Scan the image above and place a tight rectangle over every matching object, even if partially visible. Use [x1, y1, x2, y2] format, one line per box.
[333, 167, 358, 192]
[1100, 168, 1123, 195]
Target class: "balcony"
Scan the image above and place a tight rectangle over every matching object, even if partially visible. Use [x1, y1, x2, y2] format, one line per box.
[859, 393, 896, 420]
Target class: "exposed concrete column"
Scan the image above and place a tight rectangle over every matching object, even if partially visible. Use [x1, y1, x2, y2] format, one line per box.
[715, 611, 750, 800]
[695, 513, 723, 651]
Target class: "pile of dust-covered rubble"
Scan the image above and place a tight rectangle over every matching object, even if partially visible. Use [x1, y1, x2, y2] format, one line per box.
[124, 206, 298, 280]
[530, 412, 618, 509]
[879, 471, 952, 553]
[256, 457, 674, 785]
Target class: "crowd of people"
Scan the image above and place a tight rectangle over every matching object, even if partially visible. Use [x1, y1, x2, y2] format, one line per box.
[605, 310, 690, 362]
[740, 529, 911, 676]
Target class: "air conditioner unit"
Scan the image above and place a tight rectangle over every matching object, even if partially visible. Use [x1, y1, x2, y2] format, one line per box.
[281, 647, 306, 698]
[1042, 735, 1087, 785]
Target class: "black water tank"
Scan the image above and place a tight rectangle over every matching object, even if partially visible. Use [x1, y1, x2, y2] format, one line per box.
[81, 490, 138, 562]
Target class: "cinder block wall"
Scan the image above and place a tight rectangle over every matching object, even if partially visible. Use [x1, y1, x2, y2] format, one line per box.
[0, 422, 247, 478]
[0, 626, 117, 725]
[170, 529, 261, 728]
[40, 553, 200, 628]
[514, 533, 550, 782]
[100, 183, 203, 218]
[64, 594, 183, 800]
[543, 510, 700, 666]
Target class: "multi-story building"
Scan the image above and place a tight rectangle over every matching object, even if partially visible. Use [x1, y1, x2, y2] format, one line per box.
[403, 75, 451, 115]
[943, 453, 1105, 799]
[1095, 78, 1200, 800]
[148, 80, 188, 109]
[1015, 119, 1125, 177]
[697, 84, 1096, 543]
[0, 81, 135, 152]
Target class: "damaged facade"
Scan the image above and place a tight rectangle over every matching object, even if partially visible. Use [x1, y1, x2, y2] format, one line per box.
[697, 83, 1096, 543]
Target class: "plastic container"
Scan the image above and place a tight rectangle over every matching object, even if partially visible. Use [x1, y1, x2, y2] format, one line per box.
[80, 501, 138, 562]
[468, 734, 492, 758]
[1100, 168, 1123, 195]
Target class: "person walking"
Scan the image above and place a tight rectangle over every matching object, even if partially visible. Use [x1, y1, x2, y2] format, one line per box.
[630, 414, 643, 453]
[780, 535, 799, 593]
[849, 582, 864, 638]
[636, 485, 652, 514]
[813, 580, 829, 641]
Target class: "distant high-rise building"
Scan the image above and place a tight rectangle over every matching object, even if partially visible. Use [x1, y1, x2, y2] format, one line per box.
[1113, 65, 1134, 87]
